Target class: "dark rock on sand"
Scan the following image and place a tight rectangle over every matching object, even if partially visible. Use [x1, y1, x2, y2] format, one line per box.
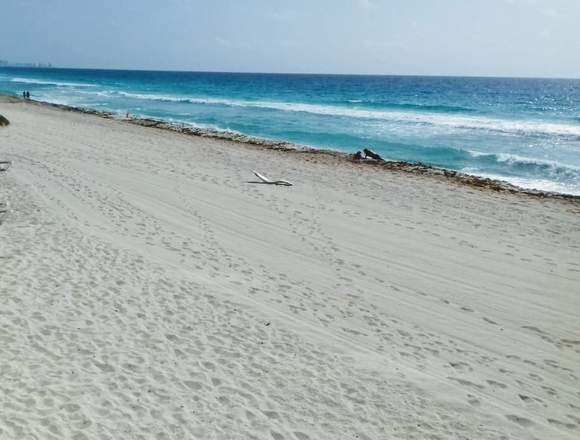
[353, 149, 384, 161]
[363, 148, 383, 161]
[0, 114, 9, 127]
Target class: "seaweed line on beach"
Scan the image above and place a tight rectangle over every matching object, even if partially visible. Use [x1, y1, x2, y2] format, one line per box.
[3, 94, 580, 203]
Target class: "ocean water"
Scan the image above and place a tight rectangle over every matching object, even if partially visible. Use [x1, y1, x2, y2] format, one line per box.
[1, 67, 580, 195]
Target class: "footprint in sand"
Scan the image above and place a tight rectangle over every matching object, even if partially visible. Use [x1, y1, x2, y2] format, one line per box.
[449, 361, 473, 373]
[547, 419, 577, 430]
[486, 380, 508, 390]
[506, 414, 534, 427]
[448, 377, 484, 390]
[466, 394, 480, 407]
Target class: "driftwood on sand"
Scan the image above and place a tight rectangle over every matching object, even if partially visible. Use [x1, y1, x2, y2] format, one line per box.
[251, 170, 293, 186]
[0, 161, 12, 172]
[0, 114, 9, 127]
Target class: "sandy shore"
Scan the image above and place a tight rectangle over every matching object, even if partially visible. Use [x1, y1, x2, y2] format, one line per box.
[1, 97, 579, 439]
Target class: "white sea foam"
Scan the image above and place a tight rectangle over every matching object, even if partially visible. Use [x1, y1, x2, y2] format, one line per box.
[27, 91, 73, 105]
[462, 169, 580, 195]
[493, 153, 580, 170]
[10, 77, 97, 87]
[467, 150, 580, 174]
[109, 91, 580, 138]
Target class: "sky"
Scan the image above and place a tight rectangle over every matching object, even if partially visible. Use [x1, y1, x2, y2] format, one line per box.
[1, 0, 579, 78]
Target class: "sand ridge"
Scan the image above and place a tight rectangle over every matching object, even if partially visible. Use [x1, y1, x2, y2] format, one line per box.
[1, 101, 579, 439]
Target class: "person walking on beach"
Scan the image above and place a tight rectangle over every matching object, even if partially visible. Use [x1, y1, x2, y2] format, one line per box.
[22, 91, 26, 99]
[26, 91, 31, 99]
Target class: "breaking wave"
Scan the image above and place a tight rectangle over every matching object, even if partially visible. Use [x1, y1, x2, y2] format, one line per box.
[10, 77, 97, 87]
[110, 91, 580, 138]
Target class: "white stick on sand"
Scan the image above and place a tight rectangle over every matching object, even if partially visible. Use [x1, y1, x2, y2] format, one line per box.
[252, 170, 293, 186]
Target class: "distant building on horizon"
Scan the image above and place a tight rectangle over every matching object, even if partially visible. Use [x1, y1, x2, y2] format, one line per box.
[0, 60, 53, 68]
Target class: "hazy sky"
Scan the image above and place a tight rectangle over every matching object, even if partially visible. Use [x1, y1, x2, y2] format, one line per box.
[1, 0, 579, 77]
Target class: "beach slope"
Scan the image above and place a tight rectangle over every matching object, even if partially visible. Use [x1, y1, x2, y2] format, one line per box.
[1, 98, 579, 439]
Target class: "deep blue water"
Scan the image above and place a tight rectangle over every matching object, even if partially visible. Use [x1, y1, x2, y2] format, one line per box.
[2, 67, 580, 194]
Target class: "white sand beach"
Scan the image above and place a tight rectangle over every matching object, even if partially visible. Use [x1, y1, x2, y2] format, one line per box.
[1, 98, 579, 439]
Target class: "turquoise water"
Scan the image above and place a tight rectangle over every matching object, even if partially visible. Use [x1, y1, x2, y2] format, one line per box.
[2, 68, 580, 194]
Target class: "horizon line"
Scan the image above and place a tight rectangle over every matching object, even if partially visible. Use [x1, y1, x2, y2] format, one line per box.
[1, 65, 579, 81]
